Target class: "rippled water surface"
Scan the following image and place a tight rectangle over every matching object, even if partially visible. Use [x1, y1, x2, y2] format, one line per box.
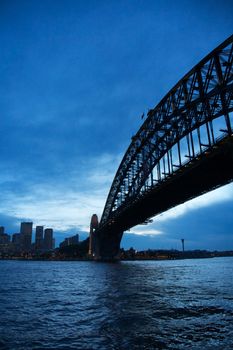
[0, 258, 233, 349]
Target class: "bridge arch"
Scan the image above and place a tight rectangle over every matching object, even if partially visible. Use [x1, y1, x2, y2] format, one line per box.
[100, 35, 233, 227]
[93, 36, 233, 260]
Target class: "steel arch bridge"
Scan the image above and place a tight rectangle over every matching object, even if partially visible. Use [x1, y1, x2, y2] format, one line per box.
[90, 35, 233, 260]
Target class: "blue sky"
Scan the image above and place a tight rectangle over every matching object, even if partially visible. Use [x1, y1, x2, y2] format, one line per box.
[0, 0, 233, 250]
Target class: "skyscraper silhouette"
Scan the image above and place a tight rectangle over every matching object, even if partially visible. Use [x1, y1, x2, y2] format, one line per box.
[35, 226, 44, 251]
[44, 228, 53, 251]
[20, 222, 32, 251]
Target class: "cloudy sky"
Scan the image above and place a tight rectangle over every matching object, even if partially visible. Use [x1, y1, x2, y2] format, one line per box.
[0, 0, 233, 250]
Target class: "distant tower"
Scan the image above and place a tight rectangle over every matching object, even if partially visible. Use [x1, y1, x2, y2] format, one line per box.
[181, 238, 185, 252]
[89, 214, 99, 257]
[35, 226, 44, 251]
[44, 228, 53, 251]
[0, 226, 5, 235]
[20, 222, 33, 251]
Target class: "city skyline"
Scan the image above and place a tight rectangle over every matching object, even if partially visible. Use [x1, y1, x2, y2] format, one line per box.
[0, 221, 55, 254]
[0, 0, 233, 250]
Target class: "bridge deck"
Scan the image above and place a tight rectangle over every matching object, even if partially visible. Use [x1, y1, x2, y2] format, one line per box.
[99, 135, 233, 236]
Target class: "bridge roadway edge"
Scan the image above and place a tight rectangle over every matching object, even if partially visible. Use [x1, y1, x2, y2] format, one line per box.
[96, 136, 233, 260]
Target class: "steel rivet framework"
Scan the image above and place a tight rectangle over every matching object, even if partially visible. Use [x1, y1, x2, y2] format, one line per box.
[93, 36, 233, 260]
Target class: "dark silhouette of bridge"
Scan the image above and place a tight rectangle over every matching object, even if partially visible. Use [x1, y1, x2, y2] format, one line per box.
[89, 35, 233, 260]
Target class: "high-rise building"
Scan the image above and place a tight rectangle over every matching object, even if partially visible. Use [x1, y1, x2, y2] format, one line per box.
[59, 234, 79, 248]
[44, 228, 53, 251]
[12, 233, 22, 245]
[20, 222, 33, 251]
[35, 226, 44, 251]
[0, 231, 11, 254]
[12, 233, 22, 252]
[0, 233, 10, 244]
[0, 226, 5, 235]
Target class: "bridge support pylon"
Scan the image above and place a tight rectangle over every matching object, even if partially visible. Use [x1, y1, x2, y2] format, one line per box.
[88, 214, 99, 258]
[95, 229, 123, 261]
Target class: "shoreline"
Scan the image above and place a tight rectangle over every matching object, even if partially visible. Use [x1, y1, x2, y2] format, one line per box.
[1, 252, 233, 262]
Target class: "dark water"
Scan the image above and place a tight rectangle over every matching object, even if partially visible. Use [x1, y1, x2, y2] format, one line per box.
[0, 258, 233, 350]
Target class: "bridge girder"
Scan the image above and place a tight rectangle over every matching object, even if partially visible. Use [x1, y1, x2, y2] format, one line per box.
[100, 135, 233, 233]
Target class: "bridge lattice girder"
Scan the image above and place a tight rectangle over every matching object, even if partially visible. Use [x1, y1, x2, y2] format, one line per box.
[100, 35, 233, 226]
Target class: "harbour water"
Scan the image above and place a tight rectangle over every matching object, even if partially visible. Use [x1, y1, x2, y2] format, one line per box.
[0, 257, 232, 349]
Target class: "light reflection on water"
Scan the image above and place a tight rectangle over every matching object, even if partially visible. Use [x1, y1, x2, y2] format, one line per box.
[0, 258, 232, 349]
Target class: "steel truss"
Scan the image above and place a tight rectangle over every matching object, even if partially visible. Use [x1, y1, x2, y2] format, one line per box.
[100, 35, 233, 226]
